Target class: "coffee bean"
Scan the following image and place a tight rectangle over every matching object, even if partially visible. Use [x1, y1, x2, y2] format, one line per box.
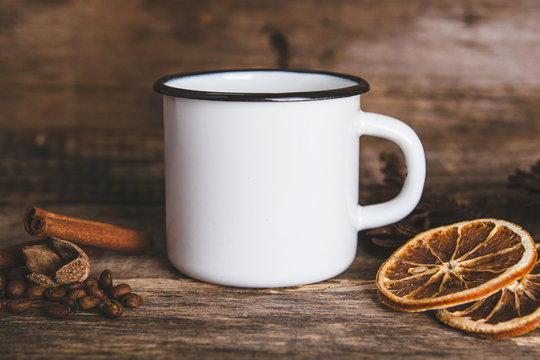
[86, 286, 106, 300]
[66, 288, 86, 301]
[111, 283, 131, 300]
[98, 270, 113, 291]
[79, 296, 102, 310]
[59, 297, 79, 312]
[44, 287, 66, 301]
[26, 285, 46, 299]
[6, 280, 26, 299]
[44, 303, 71, 318]
[101, 299, 123, 319]
[121, 293, 143, 308]
[7, 298, 32, 314]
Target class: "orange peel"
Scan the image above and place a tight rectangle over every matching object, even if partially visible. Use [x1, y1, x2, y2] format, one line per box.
[376, 219, 537, 312]
[435, 243, 540, 338]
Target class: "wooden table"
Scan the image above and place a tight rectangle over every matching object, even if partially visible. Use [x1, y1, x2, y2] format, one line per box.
[1, 1, 539, 358]
[1, 204, 539, 359]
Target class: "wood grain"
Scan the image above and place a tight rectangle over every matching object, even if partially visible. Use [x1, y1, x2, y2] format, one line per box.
[0, 127, 538, 206]
[0, 204, 539, 359]
[0, 0, 539, 135]
[0, 0, 539, 358]
[0, 0, 538, 206]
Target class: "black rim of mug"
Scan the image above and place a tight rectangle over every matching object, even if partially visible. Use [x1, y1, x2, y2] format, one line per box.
[153, 69, 370, 102]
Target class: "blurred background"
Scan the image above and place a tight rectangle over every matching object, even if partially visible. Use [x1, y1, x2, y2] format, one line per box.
[0, 0, 538, 217]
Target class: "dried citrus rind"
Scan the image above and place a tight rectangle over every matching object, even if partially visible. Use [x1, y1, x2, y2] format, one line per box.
[376, 219, 537, 312]
[435, 244, 540, 338]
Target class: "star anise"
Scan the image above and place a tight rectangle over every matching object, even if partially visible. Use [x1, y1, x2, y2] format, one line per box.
[508, 159, 540, 207]
[364, 152, 486, 248]
[505, 159, 540, 239]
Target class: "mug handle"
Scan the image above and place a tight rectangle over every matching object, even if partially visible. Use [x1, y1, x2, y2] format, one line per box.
[355, 112, 426, 231]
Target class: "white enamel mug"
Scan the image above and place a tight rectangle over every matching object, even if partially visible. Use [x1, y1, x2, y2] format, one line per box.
[154, 69, 425, 288]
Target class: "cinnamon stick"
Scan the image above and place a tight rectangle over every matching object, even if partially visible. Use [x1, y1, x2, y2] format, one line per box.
[23, 207, 153, 254]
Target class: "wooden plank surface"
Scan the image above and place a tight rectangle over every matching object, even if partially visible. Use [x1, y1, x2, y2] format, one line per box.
[1, 0, 539, 203]
[0, 204, 539, 360]
[0, 0, 539, 358]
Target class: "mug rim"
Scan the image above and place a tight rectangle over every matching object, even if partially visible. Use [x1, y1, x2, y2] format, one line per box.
[153, 69, 370, 102]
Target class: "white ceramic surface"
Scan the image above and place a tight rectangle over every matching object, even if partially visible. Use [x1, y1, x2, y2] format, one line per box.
[155, 70, 425, 288]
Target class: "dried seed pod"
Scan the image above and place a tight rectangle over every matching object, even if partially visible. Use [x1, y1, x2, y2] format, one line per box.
[101, 299, 123, 319]
[6, 280, 26, 299]
[7, 267, 28, 281]
[111, 283, 131, 300]
[98, 270, 113, 291]
[79, 296, 102, 310]
[84, 277, 99, 289]
[44, 287, 66, 302]
[86, 286, 106, 300]
[26, 285, 46, 299]
[0, 302, 4, 316]
[63, 282, 85, 291]
[7, 298, 32, 314]
[59, 297, 79, 312]
[44, 303, 71, 318]
[24, 238, 90, 287]
[66, 288, 86, 301]
[121, 293, 143, 308]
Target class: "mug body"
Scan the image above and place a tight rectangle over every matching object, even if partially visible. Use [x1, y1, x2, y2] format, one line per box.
[156, 70, 370, 287]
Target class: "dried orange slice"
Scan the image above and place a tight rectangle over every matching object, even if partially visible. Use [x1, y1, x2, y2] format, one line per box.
[435, 243, 540, 338]
[376, 219, 537, 312]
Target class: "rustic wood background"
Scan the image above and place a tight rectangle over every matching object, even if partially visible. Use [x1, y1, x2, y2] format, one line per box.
[0, 0, 539, 358]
